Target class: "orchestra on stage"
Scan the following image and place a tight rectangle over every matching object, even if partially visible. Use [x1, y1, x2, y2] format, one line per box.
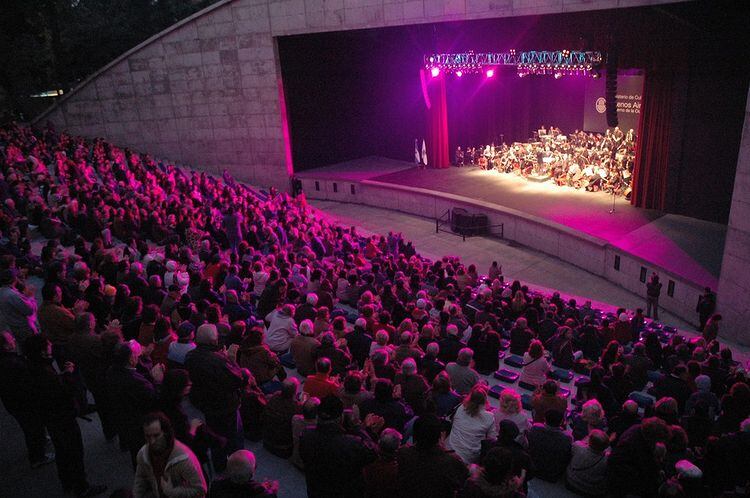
[454, 126, 636, 198]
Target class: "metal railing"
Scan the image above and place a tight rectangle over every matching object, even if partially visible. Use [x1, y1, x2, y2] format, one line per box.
[435, 209, 504, 242]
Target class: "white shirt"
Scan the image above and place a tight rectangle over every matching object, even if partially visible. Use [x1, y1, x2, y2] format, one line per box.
[447, 405, 498, 464]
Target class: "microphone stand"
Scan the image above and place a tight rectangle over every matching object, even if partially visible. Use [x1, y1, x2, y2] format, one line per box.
[609, 189, 616, 214]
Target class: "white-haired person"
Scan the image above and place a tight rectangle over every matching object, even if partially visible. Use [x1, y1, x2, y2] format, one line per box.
[494, 388, 531, 435]
[570, 399, 607, 441]
[447, 384, 498, 464]
[264, 304, 298, 354]
[289, 319, 320, 376]
[208, 449, 278, 497]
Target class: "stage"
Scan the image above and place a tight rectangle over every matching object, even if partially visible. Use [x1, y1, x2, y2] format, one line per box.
[297, 157, 726, 323]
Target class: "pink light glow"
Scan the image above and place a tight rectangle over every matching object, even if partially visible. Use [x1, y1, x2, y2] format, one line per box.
[485, 68, 495, 78]
[430, 67, 440, 78]
[455, 70, 463, 78]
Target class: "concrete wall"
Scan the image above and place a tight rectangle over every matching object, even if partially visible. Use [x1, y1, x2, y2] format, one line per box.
[34, 0, 684, 188]
[301, 176, 707, 325]
[718, 87, 750, 346]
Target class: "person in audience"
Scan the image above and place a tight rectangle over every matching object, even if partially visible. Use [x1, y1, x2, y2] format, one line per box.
[264, 304, 298, 354]
[467, 324, 501, 375]
[509, 317, 534, 356]
[494, 388, 531, 434]
[519, 339, 550, 390]
[570, 399, 607, 441]
[134, 412, 207, 498]
[359, 379, 413, 433]
[290, 397, 320, 470]
[461, 446, 525, 498]
[106, 340, 162, 466]
[303, 357, 342, 399]
[531, 380, 567, 424]
[526, 409, 573, 482]
[446, 347, 480, 396]
[429, 370, 462, 418]
[299, 395, 377, 498]
[184, 323, 246, 471]
[237, 326, 285, 393]
[447, 384, 498, 464]
[208, 449, 278, 497]
[396, 414, 469, 498]
[607, 417, 672, 497]
[168, 321, 197, 366]
[24, 334, 107, 497]
[261, 378, 302, 458]
[438, 324, 465, 364]
[290, 319, 320, 376]
[363, 428, 401, 498]
[421, 341, 446, 383]
[394, 357, 430, 415]
[565, 428, 609, 496]
[608, 400, 642, 443]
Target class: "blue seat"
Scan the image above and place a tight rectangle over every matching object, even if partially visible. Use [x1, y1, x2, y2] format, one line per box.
[521, 393, 533, 411]
[504, 355, 525, 368]
[629, 391, 655, 408]
[550, 368, 573, 383]
[488, 384, 505, 399]
[518, 381, 536, 392]
[494, 369, 519, 383]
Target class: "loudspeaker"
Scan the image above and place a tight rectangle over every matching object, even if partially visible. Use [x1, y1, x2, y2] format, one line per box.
[451, 208, 469, 234]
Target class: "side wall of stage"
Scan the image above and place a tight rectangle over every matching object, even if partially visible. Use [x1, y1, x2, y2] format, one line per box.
[718, 88, 750, 346]
[300, 176, 707, 329]
[33, 0, 683, 189]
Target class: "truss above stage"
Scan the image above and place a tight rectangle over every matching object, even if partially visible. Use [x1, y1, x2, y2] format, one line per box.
[424, 50, 604, 77]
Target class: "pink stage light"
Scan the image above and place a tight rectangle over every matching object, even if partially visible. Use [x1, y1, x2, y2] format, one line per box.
[430, 67, 440, 78]
[485, 68, 495, 78]
[455, 70, 463, 77]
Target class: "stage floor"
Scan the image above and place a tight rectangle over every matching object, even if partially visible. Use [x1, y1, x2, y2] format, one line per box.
[298, 157, 726, 288]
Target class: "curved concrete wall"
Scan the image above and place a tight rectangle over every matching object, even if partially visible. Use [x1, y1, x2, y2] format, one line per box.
[34, 0, 683, 189]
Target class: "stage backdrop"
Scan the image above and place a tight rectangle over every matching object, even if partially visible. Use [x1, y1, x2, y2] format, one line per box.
[584, 73, 645, 133]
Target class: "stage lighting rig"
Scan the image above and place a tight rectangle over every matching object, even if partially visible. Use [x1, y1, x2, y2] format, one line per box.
[424, 50, 604, 78]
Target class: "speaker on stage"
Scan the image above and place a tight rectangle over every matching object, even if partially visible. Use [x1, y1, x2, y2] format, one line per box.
[605, 52, 618, 128]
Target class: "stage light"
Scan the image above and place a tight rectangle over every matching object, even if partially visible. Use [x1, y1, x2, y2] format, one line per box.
[455, 70, 463, 77]
[430, 67, 440, 78]
[486, 68, 495, 78]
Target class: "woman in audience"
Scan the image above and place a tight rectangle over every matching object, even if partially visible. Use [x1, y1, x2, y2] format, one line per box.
[494, 389, 531, 435]
[447, 385, 498, 464]
[518, 340, 550, 390]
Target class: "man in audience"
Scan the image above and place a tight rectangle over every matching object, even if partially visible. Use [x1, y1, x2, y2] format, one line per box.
[261, 378, 302, 458]
[134, 412, 206, 498]
[209, 450, 278, 497]
[299, 395, 377, 497]
[303, 357, 342, 399]
[445, 347, 480, 395]
[396, 414, 469, 498]
[0, 268, 38, 344]
[526, 409, 572, 482]
[185, 323, 246, 471]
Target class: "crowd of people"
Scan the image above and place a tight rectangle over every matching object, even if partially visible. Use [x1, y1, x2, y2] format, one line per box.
[0, 122, 749, 498]
[455, 126, 636, 198]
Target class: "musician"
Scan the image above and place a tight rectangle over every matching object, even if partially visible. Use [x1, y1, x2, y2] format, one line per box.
[455, 146, 464, 167]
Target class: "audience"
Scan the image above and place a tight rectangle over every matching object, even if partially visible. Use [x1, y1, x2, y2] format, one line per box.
[0, 124, 748, 497]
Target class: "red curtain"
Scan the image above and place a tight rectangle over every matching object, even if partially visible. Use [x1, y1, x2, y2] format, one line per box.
[631, 70, 672, 210]
[425, 71, 451, 169]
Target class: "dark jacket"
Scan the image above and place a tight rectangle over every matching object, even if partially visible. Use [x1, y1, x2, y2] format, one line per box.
[0, 350, 31, 414]
[346, 328, 374, 368]
[509, 327, 534, 356]
[649, 374, 692, 413]
[526, 423, 572, 482]
[185, 344, 245, 415]
[105, 364, 158, 451]
[421, 354, 446, 383]
[359, 397, 414, 433]
[438, 336, 465, 364]
[299, 422, 377, 498]
[607, 424, 663, 497]
[261, 393, 301, 458]
[468, 329, 501, 375]
[396, 445, 469, 498]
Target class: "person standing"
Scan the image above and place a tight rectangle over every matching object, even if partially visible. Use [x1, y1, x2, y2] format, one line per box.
[0, 268, 39, 346]
[25, 334, 107, 497]
[133, 412, 207, 498]
[696, 287, 716, 331]
[645, 273, 662, 320]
